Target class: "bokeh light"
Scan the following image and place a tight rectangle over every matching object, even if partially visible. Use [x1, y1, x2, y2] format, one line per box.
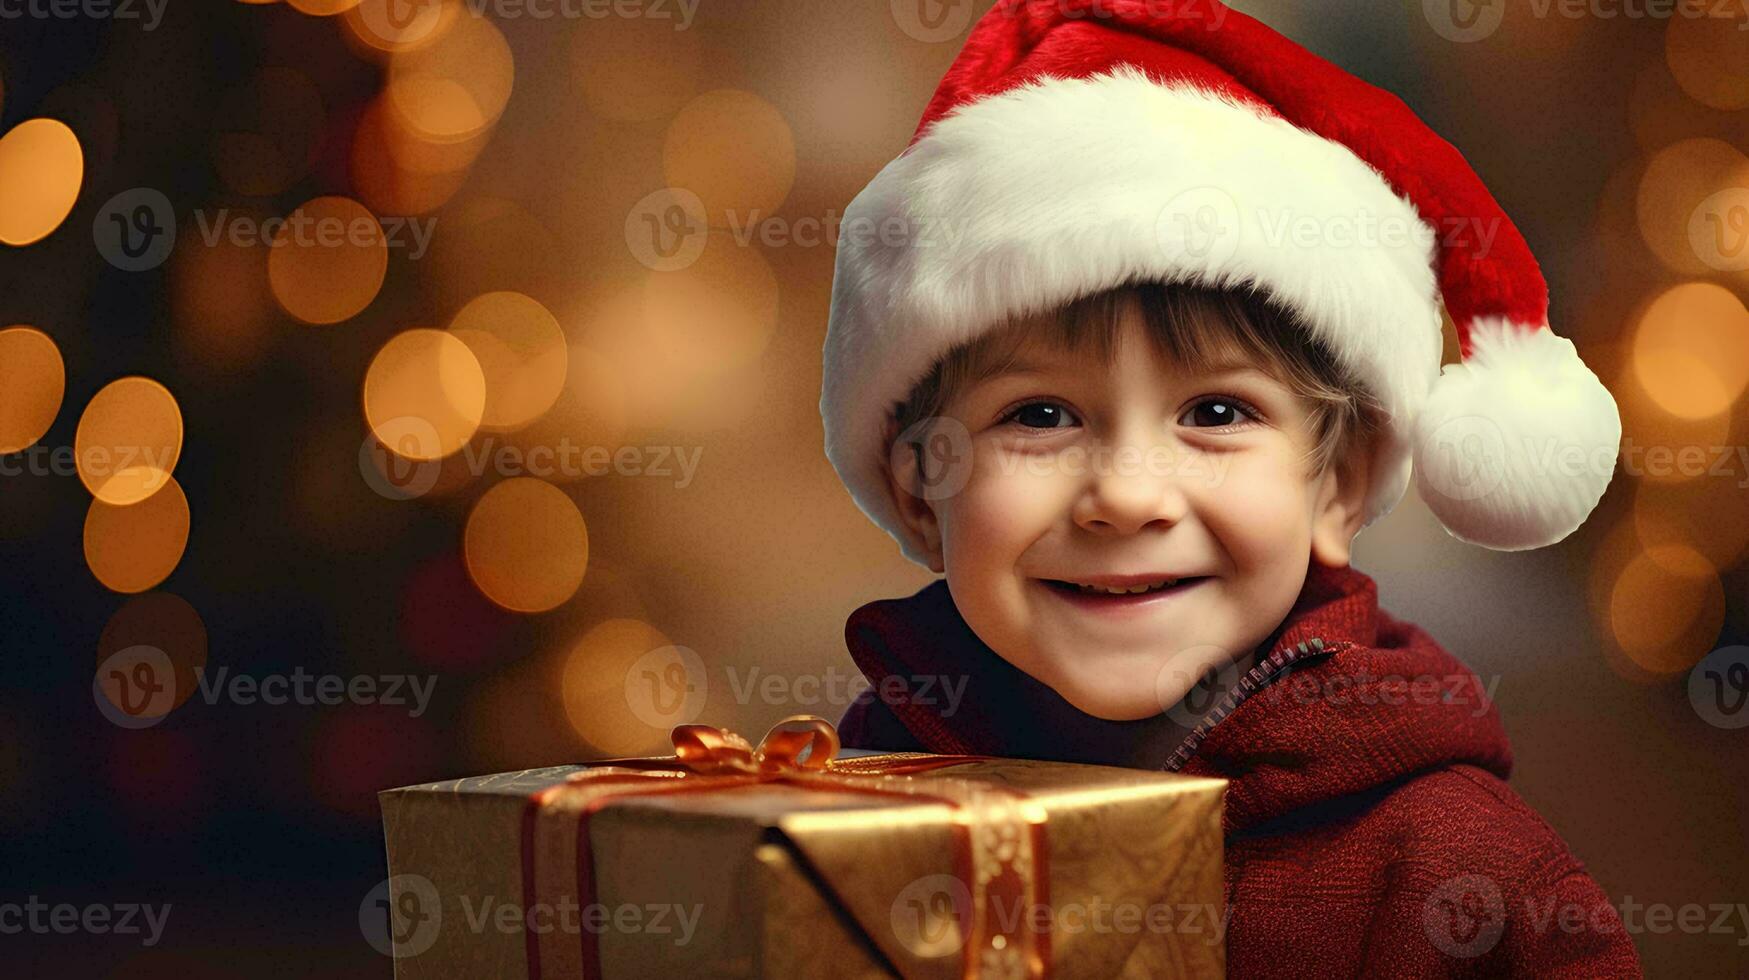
[561, 618, 675, 756]
[348, 97, 474, 217]
[1636, 137, 1749, 275]
[210, 67, 326, 197]
[362, 328, 486, 461]
[0, 118, 83, 246]
[447, 291, 568, 432]
[341, 0, 460, 57]
[286, 0, 362, 14]
[1634, 469, 1749, 575]
[1630, 282, 1749, 420]
[1609, 355, 1732, 487]
[640, 231, 781, 373]
[1608, 543, 1727, 675]
[385, 10, 513, 144]
[74, 376, 183, 506]
[266, 195, 389, 324]
[569, 10, 703, 123]
[97, 592, 209, 713]
[663, 90, 796, 221]
[463, 477, 588, 613]
[83, 476, 191, 594]
[503, 343, 630, 477]
[1665, 6, 1749, 111]
[0, 326, 65, 454]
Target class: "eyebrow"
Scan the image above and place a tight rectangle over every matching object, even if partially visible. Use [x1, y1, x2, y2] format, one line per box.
[978, 355, 1276, 384]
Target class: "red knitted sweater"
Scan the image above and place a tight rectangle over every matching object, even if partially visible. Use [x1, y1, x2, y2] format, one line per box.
[836, 561, 1642, 977]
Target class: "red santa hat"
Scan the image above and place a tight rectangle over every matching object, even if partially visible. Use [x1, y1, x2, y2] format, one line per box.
[822, 0, 1621, 565]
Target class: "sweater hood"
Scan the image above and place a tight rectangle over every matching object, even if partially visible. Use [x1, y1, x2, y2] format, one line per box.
[842, 560, 1514, 832]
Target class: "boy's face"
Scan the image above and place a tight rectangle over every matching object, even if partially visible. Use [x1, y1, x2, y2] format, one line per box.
[889, 302, 1371, 722]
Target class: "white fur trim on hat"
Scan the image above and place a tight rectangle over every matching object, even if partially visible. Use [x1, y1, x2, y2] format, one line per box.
[1412, 318, 1621, 551]
[822, 66, 1442, 565]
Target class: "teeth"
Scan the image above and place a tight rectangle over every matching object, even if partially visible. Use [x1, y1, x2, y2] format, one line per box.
[1074, 579, 1177, 595]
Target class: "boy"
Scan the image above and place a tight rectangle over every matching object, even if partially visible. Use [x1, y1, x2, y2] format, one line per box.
[819, 2, 1636, 976]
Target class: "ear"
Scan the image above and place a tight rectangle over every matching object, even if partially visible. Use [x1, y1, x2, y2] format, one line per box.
[1309, 434, 1373, 569]
[885, 425, 947, 573]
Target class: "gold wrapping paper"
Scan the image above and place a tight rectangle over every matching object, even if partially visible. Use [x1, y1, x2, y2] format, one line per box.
[378, 719, 1227, 979]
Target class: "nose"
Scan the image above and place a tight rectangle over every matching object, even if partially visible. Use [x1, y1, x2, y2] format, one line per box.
[1070, 441, 1190, 536]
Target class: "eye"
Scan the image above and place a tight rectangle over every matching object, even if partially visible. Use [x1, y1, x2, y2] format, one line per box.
[1179, 397, 1257, 429]
[1001, 400, 1077, 430]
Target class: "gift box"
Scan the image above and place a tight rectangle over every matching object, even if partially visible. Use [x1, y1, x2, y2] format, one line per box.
[378, 715, 1226, 978]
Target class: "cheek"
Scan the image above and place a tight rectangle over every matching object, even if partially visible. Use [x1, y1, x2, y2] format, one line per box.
[1198, 450, 1316, 569]
[939, 445, 1071, 562]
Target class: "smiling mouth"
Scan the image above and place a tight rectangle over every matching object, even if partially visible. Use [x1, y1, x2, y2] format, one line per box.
[1039, 576, 1211, 598]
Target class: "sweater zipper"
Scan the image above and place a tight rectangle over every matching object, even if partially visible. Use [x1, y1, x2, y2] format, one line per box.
[1159, 636, 1349, 773]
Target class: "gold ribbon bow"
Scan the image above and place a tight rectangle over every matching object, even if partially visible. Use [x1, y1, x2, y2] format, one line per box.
[669, 713, 841, 775]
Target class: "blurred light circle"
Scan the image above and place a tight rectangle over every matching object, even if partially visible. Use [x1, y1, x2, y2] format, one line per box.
[1687, 187, 1749, 274]
[363, 329, 486, 461]
[1665, 6, 1749, 111]
[1608, 543, 1727, 675]
[561, 618, 676, 755]
[504, 344, 629, 478]
[267, 195, 389, 324]
[170, 205, 276, 376]
[1636, 137, 1749, 275]
[0, 118, 84, 246]
[447, 291, 568, 432]
[640, 231, 780, 374]
[97, 592, 209, 713]
[570, 11, 702, 122]
[74, 376, 183, 506]
[463, 477, 588, 613]
[83, 476, 191, 594]
[1610, 358, 1732, 486]
[344, 0, 459, 55]
[387, 12, 513, 143]
[349, 99, 473, 217]
[663, 90, 796, 221]
[0, 326, 64, 453]
[287, 0, 363, 13]
[1630, 282, 1749, 420]
[210, 67, 326, 197]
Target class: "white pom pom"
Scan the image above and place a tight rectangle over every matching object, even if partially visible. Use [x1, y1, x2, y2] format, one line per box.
[1412, 319, 1622, 551]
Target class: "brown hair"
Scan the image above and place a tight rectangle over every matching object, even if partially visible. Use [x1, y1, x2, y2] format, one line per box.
[891, 280, 1385, 477]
